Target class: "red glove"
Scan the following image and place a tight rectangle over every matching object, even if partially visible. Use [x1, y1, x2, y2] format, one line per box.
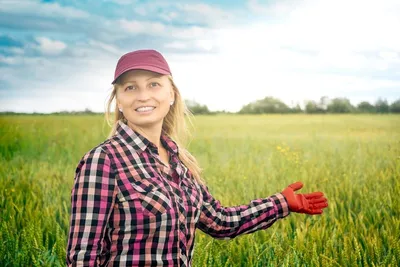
[282, 181, 328, 215]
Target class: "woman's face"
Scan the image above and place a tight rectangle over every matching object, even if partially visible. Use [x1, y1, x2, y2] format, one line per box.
[116, 69, 174, 132]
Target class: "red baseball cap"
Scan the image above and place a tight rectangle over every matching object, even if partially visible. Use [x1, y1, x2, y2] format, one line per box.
[112, 49, 172, 84]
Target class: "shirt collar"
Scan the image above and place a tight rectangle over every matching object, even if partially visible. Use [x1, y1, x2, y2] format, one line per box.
[116, 120, 178, 155]
[160, 133, 179, 155]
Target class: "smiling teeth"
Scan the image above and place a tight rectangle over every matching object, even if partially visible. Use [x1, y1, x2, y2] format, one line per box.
[136, 106, 155, 112]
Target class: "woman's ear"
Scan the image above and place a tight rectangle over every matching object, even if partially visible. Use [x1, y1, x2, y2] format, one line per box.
[116, 98, 122, 111]
[170, 89, 175, 103]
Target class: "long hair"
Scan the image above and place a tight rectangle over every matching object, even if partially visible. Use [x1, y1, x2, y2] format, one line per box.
[105, 75, 205, 185]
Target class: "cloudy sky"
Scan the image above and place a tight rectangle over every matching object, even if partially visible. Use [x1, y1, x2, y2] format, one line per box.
[1, 0, 399, 113]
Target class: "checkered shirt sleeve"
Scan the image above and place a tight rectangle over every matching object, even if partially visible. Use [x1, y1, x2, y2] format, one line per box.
[197, 184, 290, 239]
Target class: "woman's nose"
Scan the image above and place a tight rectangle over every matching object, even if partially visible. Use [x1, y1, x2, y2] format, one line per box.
[136, 88, 150, 101]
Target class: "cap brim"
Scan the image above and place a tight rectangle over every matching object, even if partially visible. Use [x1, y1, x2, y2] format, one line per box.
[112, 65, 171, 84]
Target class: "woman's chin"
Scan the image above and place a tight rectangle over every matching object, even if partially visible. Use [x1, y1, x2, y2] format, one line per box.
[127, 117, 163, 129]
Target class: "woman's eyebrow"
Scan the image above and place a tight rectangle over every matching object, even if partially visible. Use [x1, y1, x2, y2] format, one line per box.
[122, 76, 162, 85]
[147, 75, 162, 80]
[122, 80, 137, 85]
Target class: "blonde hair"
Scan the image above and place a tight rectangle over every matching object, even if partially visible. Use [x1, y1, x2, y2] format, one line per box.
[105, 75, 205, 185]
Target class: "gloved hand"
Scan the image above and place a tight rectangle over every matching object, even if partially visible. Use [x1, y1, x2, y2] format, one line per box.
[282, 181, 328, 215]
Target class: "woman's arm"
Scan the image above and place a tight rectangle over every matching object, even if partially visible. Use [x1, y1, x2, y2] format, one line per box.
[197, 184, 290, 239]
[66, 147, 117, 266]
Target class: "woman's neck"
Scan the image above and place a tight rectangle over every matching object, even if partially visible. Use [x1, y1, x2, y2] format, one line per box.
[127, 121, 163, 150]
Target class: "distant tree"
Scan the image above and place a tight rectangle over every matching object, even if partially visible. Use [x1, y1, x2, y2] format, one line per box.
[327, 97, 355, 113]
[375, 98, 389, 113]
[389, 99, 400, 113]
[319, 96, 330, 111]
[84, 108, 94, 114]
[357, 101, 376, 113]
[304, 100, 325, 114]
[239, 97, 291, 114]
[185, 100, 210, 115]
[290, 103, 303, 113]
[305, 100, 318, 114]
[211, 110, 232, 115]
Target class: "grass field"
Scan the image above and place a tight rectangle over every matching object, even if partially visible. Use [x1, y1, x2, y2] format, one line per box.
[0, 114, 399, 266]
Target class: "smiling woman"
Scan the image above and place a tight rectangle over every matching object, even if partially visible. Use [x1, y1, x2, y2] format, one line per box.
[65, 49, 328, 267]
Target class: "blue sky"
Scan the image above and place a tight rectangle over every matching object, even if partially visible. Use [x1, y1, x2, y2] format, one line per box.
[1, 0, 399, 113]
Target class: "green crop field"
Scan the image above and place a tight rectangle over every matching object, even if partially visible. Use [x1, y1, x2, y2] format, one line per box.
[1, 114, 399, 266]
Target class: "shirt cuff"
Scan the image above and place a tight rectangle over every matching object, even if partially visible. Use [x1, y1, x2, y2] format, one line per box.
[269, 193, 290, 219]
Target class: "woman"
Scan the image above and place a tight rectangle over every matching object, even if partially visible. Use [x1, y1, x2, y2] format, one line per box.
[66, 49, 328, 266]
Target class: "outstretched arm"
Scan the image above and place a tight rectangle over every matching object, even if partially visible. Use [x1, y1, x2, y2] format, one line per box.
[197, 184, 290, 239]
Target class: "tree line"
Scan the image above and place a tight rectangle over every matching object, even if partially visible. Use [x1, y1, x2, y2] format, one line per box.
[187, 97, 400, 114]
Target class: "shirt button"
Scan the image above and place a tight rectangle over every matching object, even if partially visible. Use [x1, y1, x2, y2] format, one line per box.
[179, 223, 185, 230]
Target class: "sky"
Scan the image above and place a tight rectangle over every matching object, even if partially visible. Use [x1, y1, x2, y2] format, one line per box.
[1, 0, 399, 113]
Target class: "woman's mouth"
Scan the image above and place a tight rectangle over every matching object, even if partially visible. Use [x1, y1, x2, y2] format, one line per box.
[135, 106, 156, 113]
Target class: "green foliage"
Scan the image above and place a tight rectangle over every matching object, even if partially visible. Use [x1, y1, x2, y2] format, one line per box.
[327, 98, 355, 113]
[304, 97, 330, 114]
[291, 104, 303, 113]
[239, 97, 293, 114]
[185, 100, 211, 115]
[1, 114, 400, 266]
[357, 101, 376, 113]
[375, 98, 390, 113]
[304, 100, 325, 114]
[389, 99, 400, 113]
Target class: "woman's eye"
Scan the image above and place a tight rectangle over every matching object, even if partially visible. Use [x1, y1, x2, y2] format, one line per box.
[126, 85, 136, 91]
[150, 82, 160, 88]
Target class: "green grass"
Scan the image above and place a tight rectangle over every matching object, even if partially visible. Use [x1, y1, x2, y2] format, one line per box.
[1, 114, 399, 266]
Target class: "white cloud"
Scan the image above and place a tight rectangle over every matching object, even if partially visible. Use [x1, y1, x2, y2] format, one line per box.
[0, 91, 109, 113]
[0, 55, 116, 113]
[0, 55, 18, 65]
[9, 47, 25, 55]
[88, 40, 122, 55]
[127, 2, 232, 26]
[248, 0, 273, 14]
[171, 26, 214, 40]
[276, 0, 400, 53]
[35, 37, 67, 55]
[176, 3, 233, 25]
[105, 0, 137, 5]
[165, 41, 188, 49]
[379, 51, 400, 62]
[248, 0, 298, 16]
[159, 11, 178, 22]
[116, 19, 218, 52]
[119, 19, 166, 34]
[134, 6, 147, 16]
[0, 0, 90, 19]
[195, 40, 214, 51]
[117, 18, 216, 41]
[211, 0, 400, 74]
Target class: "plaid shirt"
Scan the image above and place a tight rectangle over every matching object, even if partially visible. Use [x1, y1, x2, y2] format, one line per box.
[66, 120, 290, 267]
